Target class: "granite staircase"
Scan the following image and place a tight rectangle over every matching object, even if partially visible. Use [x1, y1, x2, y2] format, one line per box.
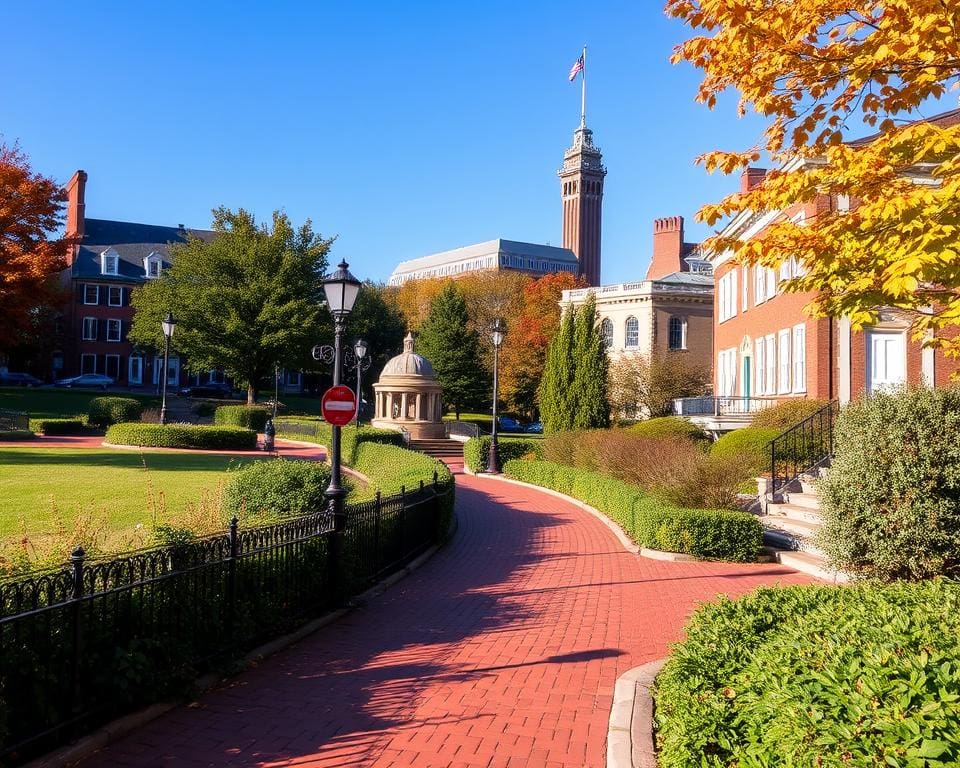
[408, 438, 465, 460]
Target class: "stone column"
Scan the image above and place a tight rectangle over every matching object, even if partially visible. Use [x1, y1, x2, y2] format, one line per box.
[401, 392, 408, 421]
[415, 394, 422, 421]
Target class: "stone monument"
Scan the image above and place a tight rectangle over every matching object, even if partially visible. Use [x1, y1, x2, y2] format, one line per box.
[371, 332, 445, 439]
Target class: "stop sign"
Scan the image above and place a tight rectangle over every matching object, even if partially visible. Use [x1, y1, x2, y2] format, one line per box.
[321, 385, 357, 426]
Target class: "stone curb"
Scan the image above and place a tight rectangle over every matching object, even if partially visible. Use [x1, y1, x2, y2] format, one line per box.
[606, 659, 667, 768]
[39, 520, 455, 768]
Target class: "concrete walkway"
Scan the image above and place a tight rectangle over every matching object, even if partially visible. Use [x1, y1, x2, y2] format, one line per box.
[76, 467, 811, 768]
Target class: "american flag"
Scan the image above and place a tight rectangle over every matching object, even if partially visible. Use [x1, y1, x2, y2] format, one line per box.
[568, 54, 584, 82]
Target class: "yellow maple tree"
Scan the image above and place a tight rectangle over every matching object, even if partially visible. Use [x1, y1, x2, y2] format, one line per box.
[667, 0, 960, 353]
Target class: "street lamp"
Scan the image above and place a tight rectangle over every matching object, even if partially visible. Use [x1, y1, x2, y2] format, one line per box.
[322, 260, 361, 522]
[159, 312, 176, 425]
[351, 339, 369, 428]
[487, 318, 505, 474]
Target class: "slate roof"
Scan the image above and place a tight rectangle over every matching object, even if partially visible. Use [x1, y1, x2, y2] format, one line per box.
[72, 218, 216, 282]
[391, 238, 578, 276]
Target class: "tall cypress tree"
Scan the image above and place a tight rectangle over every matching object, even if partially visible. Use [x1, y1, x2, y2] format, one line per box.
[416, 283, 488, 419]
[537, 304, 576, 433]
[570, 295, 610, 429]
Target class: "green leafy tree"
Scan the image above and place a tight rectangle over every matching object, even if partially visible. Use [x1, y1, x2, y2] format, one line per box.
[129, 207, 333, 404]
[416, 283, 488, 419]
[538, 304, 576, 433]
[538, 296, 610, 433]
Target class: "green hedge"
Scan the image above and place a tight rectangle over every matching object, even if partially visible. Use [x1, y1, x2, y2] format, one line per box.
[0, 429, 35, 440]
[750, 398, 830, 429]
[214, 405, 270, 432]
[710, 426, 781, 475]
[273, 419, 404, 463]
[106, 422, 257, 450]
[655, 580, 960, 768]
[28, 418, 86, 435]
[223, 459, 332, 518]
[464, 437, 543, 473]
[503, 459, 760, 561]
[87, 396, 143, 427]
[629, 416, 710, 444]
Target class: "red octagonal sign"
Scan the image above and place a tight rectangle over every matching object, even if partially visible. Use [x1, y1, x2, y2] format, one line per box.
[321, 385, 357, 426]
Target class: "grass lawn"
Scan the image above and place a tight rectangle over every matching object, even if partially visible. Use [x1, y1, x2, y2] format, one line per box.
[0, 388, 161, 420]
[0, 448, 256, 539]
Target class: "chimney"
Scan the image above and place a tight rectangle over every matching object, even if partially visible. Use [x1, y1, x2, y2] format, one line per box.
[740, 166, 767, 194]
[646, 216, 685, 281]
[65, 170, 87, 240]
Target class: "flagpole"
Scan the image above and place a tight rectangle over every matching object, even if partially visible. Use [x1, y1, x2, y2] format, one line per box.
[580, 45, 587, 128]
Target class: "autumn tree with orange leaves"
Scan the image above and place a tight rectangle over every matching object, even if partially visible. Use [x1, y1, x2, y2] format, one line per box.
[0, 143, 69, 355]
[667, 1, 960, 355]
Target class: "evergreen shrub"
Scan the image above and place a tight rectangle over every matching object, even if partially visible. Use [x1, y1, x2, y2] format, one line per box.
[28, 418, 86, 435]
[750, 398, 830, 429]
[106, 423, 257, 450]
[629, 416, 710, 444]
[0, 430, 35, 440]
[818, 386, 960, 581]
[223, 459, 331, 518]
[87, 396, 144, 427]
[709, 427, 781, 476]
[214, 405, 270, 432]
[463, 437, 543, 473]
[655, 580, 960, 768]
[503, 459, 760, 561]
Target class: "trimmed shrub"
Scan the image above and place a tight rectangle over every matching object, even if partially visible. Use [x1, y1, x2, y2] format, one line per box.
[0, 429, 35, 440]
[87, 396, 144, 427]
[750, 397, 830, 429]
[224, 459, 331, 518]
[273, 420, 404, 463]
[29, 418, 86, 435]
[214, 405, 270, 432]
[463, 436, 543, 473]
[503, 459, 761, 561]
[817, 386, 960, 581]
[655, 580, 960, 768]
[628, 416, 709, 444]
[709, 426, 781, 476]
[106, 423, 257, 450]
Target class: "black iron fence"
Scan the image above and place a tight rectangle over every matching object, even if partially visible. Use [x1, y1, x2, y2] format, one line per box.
[768, 401, 838, 497]
[0, 411, 28, 432]
[0, 476, 451, 765]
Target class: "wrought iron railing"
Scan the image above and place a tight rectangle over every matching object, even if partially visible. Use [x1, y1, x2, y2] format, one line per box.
[673, 396, 783, 417]
[0, 476, 451, 764]
[445, 420, 480, 439]
[0, 410, 29, 432]
[768, 401, 838, 497]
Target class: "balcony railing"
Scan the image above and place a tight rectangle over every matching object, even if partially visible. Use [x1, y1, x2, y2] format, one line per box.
[673, 396, 783, 417]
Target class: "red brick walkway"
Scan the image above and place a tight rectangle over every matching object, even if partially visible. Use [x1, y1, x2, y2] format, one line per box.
[80, 471, 811, 768]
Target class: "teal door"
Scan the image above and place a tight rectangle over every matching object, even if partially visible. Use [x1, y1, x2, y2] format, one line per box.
[742, 356, 752, 399]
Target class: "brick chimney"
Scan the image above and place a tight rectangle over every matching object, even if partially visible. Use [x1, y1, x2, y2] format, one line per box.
[741, 166, 767, 194]
[646, 216, 686, 281]
[65, 170, 87, 240]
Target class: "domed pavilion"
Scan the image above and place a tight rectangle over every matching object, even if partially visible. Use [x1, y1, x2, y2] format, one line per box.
[371, 333, 445, 439]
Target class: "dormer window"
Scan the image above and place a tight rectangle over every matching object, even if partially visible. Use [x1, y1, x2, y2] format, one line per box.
[144, 252, 163, 279]
[101, 248, 120, 276]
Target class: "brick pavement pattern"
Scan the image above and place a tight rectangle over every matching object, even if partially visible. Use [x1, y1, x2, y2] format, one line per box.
[80, 469, 811, 768]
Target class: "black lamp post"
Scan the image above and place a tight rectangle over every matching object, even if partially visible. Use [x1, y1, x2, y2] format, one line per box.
[487, 318, 505, 474]
[322, 260, 361, 522]
[159, 313, 176, 425]
[352, 339, 369, 427]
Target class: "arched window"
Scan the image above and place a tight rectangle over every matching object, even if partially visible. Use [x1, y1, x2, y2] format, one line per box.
[624, 316, 639, 348]
[600, 318, 613, 350]
[668, 316, 687, 350]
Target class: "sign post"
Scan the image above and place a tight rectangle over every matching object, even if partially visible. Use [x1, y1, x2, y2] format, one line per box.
[322, 385, 357, 426]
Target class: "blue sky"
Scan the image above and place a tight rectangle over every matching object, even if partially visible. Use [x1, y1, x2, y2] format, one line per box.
[2, 1, 772, 284]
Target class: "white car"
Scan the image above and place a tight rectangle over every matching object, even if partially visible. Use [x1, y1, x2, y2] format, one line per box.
[54, 374, 115, 390]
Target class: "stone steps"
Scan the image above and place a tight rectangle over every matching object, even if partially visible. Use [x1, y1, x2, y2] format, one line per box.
[409, 440, 464, 459]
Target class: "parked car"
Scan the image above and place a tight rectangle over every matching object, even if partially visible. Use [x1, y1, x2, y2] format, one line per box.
[179, 382, 235, 399]
[497, 416, 525, 433]
[525, 421, 543, 434]
[54, 374, 115, 390]
[0, 371, 43, 387]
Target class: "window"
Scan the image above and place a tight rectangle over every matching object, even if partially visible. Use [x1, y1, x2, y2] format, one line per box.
[106, 319, 122, 342]
[624, 317, 639, 348]
[741, 266, 749, 311]
[668, 316, 687, 350]
[101, 251, 119, 275]
[718, 270, 738, 322]
[718, 348, 737, 397]
[793, 325, 807, 392]
[145, 257, 162, 278]
[104, 354, 120, 380]
[84, 284, 99, 305]
[778, 329, 791, 393]
[765, 335, 776, 395]
[81, 353, 97, 374]
[82, 317, 97, 341]
[755, 338, 766, 395]
[600, 318, 613, 349]
[108, 286, 123, 306]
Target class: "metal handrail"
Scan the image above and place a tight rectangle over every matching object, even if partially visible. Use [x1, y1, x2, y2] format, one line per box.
[768, 401, 839, 497]
[673, 396, 783, 417]
[445, 420, 480, 439]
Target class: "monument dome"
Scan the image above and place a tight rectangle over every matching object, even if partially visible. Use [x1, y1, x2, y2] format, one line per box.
[371, 333, 445, 439]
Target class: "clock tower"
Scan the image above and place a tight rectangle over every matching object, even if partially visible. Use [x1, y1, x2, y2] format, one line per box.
[559, 123, 606, 286]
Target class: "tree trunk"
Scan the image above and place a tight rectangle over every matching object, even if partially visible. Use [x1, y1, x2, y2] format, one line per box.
[247, 385, 256, 406]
